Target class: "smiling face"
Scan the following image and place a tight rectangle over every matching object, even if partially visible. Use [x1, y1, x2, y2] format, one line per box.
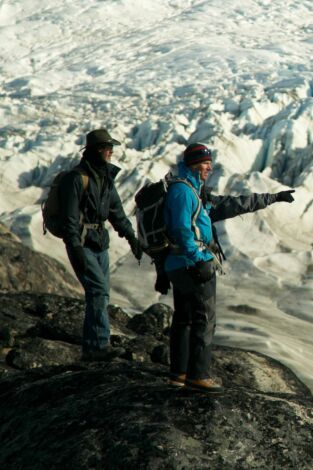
[191, 160, 213, 181]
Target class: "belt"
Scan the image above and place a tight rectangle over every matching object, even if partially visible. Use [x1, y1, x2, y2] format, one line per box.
[80, 222, 104, 244]
[82, 223, 102, 230]
[169, 240, 207, 254]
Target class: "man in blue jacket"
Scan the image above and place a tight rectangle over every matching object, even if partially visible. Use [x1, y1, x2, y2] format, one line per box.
[164, 143, 295, 392]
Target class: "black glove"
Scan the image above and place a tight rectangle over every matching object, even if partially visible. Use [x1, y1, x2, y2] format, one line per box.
[68, 245, 87, 275]
[128, 236, 143, 261]
[188, 260, 214, 283]
[155, 272, 171, 295]
[275, 190, 295, 203]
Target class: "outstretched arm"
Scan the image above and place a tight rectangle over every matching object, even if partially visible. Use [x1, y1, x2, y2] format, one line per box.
[204, 188, 295, 223]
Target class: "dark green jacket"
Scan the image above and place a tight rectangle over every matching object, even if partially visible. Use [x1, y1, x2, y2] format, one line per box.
[59, 159, 135, 250]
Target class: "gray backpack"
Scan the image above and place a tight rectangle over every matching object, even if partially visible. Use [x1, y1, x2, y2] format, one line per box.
[42, 169, 89, 238]
[135, 177, 201, 258]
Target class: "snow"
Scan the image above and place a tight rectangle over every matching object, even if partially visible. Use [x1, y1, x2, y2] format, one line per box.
[0, 0, 312, 390]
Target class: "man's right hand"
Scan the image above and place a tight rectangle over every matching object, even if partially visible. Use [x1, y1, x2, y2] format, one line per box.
[155, 272, 171, 295]
[128, 236, 143, 261]
[68, 246, 87, 274]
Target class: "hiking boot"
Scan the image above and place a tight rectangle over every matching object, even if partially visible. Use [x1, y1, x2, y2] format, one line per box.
[81, 345, 125, 362]
[185, 377, 224, 394]
[169, 373, 186, 387]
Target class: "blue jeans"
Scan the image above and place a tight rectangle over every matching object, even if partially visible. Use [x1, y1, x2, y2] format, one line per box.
[74, 247, 111, 352]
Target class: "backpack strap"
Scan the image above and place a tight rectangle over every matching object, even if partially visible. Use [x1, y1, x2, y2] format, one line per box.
[81, 173, 89, 191]
[72, 169, 91, 245]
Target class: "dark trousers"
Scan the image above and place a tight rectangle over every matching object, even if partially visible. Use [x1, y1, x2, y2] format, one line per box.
[167, 268, 216, 380]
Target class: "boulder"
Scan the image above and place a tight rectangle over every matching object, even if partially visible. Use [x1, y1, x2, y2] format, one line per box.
[127, 303, 172, 337]
[6, 337, 81, 369]
[0, 222, 81, 297]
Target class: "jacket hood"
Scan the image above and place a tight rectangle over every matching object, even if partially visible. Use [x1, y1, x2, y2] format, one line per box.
[177, 161, 202, 192]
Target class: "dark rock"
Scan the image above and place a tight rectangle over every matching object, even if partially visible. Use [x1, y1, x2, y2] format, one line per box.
[151, 344, 170, 365]
[6, 337, 81, 369]
[36, 296, 85, 344]
[0, 292, 169, 371]
[0, 293, 84, 346]
[0, 360, 312, 470]
[0, 222, 81, 297]
[0, 291, 312, 469]
[108, 304, 130, 328]
[0, 326, 16, 348]
[127, 303, 173, 337]
[212, 346, 310, 395]
[0, 293, 41, 343]
[0, 293, 133, 356]
[229, 304, 259, 315]
[123, 335, 164, 363]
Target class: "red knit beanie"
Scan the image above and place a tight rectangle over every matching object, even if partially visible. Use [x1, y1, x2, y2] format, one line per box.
[184, 143, 212, 166]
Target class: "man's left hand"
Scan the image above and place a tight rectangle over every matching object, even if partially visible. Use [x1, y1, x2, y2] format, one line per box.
[275, 189, 295, 203]
[188, 260, 215, 283]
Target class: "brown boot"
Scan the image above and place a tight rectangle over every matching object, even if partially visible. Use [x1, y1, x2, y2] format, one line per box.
[169, 373, 187, 387]
[185, 378, 224, 394]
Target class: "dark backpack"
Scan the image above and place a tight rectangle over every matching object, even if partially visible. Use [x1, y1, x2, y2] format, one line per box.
[135, 177, 201, 259]
[41, 169, 89, 238]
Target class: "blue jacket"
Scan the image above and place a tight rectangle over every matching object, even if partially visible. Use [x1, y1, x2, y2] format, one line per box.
[164, 162, 214, 272]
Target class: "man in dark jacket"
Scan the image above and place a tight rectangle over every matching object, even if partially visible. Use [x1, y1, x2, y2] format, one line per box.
[59, 129, 142, 360]
[162, 143, 295, 392]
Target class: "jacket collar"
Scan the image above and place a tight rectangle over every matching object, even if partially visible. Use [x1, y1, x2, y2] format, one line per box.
[80, 159, 121, 181]
[105, 161, 121, 180]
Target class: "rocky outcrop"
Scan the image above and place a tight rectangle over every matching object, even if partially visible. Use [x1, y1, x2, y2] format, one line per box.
[0, 292, 312, 469]
[0, 222, 81, 296]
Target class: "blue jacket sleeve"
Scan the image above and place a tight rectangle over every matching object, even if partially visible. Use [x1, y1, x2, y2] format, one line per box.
[166, 184, 207, 263]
